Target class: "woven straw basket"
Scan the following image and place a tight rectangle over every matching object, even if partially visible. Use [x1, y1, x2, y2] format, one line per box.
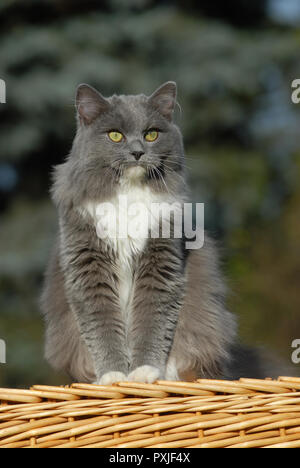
[1, 377, 300, 448]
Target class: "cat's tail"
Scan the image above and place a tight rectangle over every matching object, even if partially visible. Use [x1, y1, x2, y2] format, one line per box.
[226, 342, 299, 380]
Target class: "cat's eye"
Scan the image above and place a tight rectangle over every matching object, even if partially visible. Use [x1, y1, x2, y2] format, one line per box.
[144, 130, 159, 142]
[108, 131, 124, 142]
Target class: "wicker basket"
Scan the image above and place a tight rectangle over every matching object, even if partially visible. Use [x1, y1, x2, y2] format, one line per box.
[1, 377, 300, 448]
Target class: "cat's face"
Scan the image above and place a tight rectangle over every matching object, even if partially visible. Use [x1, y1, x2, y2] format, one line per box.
[74, 82, 184, 188]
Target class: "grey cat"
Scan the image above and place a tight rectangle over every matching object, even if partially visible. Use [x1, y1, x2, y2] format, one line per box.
[40, 82, 277, 385]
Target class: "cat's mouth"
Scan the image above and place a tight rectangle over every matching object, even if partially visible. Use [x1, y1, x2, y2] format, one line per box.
[125, 160, 147, 167]
[122, 160, 149, 172]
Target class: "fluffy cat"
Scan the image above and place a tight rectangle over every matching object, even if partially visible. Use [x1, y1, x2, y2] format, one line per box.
[41, 82, 274, 384]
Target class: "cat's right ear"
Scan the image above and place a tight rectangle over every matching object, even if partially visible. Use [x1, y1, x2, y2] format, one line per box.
[75, 84, 110, 125]
[148, 81, 177, 121]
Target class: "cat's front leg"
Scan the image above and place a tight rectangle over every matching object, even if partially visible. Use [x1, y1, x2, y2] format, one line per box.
[61, 226, 129, 384]
[68, 294, 129, 384]
[68, 280, 129, 384]
[128, 238, 185, 383]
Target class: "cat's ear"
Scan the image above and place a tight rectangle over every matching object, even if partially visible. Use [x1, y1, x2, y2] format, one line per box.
[75, 84, 110, 125]
[148, 81, 177, 121]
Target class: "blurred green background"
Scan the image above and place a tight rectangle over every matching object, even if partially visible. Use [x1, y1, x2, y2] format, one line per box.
[1, 0, 300, 388]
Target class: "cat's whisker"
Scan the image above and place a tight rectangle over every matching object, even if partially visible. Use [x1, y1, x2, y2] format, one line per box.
[159, 163, 188, 186]
[147, 159, 186, 193]
[149, 152, 193, 171]
[152, 165, 176, 199]
[164, 160, 193, 171]
[151, 166, 161, 191]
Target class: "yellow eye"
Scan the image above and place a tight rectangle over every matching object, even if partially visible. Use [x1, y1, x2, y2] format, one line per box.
[108, 131, 123, 142]
[145, 130, 158, 142]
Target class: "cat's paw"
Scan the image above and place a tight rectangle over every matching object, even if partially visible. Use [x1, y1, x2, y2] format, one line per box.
[128, 365, 161, 383]
[97, 371, 127, 385]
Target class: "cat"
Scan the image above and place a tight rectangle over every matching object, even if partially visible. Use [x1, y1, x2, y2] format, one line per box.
[40, 81, 280, 385]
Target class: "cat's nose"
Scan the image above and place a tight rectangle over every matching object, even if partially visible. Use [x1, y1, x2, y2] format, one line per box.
[131, 151, 145, 161]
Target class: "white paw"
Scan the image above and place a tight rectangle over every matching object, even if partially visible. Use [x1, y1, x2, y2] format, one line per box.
[97, 371, 127, 385]
[128, 365, 161, 383]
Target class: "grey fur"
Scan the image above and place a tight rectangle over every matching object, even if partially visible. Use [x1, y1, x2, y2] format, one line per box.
[40, 82, 270, 383]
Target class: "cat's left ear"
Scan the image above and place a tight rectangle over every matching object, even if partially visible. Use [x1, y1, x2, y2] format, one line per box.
[148, 81, 177, 121]
[76, 84, 110, 125]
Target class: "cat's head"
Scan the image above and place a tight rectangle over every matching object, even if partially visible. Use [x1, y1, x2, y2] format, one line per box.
[73, 82, 184, 191]
[53, 83, 186, 210]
